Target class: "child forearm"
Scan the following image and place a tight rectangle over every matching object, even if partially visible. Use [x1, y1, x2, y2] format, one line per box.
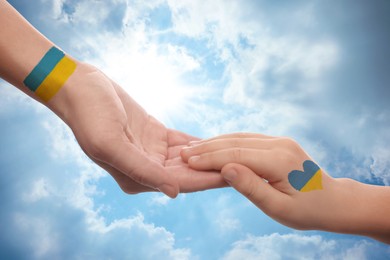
[335, 179, 390, 243]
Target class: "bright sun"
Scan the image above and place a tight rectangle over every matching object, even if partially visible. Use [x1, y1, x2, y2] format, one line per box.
[93, 34, 197, 126]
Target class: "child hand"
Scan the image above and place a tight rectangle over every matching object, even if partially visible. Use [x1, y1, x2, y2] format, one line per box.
[181, 133, 390, 243]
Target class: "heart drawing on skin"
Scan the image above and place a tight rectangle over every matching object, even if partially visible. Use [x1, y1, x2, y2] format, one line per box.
[288, 160, 323, 192]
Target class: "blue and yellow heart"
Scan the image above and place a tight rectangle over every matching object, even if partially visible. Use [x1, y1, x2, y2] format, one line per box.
[288, 160, 323, 192]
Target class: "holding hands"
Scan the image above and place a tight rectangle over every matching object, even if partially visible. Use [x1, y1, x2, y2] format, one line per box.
[181, 133, 390, 244]
[1, 1, 388, 245]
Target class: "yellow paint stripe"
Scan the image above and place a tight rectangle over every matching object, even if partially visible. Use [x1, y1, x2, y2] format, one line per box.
[300, 170, 323, 192]
[35, 56, 76, 102]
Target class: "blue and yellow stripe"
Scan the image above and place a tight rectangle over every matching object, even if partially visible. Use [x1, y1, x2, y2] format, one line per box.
[23, 47, 76, 102]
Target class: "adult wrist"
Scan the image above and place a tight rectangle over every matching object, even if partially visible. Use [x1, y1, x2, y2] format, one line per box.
[45, 60, 97, 124]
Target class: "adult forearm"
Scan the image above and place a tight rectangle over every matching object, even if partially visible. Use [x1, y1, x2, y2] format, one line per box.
[0, 1, 64, 96]
[0, 1, 85, 120]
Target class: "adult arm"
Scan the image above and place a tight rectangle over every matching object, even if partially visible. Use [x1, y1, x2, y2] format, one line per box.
[0, 1, 226, 197]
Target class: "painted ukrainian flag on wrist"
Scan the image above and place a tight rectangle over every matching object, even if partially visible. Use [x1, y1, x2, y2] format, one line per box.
[23, 46, 76, 102]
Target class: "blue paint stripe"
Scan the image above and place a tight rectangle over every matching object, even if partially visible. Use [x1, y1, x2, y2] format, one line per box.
[23, 47, 65, 92]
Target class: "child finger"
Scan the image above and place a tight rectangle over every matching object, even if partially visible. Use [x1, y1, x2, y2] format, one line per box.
[181, 138, 279, 162]
[187, 148, 281, 183]
[188, 132, 275, 146]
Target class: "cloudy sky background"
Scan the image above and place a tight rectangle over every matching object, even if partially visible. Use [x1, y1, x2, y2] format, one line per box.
[1, 0, 390, 259]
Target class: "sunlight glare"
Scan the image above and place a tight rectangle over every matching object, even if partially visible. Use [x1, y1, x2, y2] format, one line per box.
[93, 35, 196, 125]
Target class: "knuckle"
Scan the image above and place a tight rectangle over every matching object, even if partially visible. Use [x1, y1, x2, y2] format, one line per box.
[281, 137, 300, 152]
[281, 137, 299, 149]
[274, 137, 304, 167]
[275, 151, 296, 169]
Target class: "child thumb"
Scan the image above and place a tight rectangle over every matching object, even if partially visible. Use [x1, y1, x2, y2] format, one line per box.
[221, 163, 279, 210]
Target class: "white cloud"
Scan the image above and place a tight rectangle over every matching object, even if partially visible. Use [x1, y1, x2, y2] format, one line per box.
[213, 194, 241, 233]
[22, 178, 50, 203]
[216, 217, 241, 234]
[13, 210, 192, 260]
[219, 29, 339, 110]
[222, 233, 390, 260]
[47, 0, 120, 24]
[370, 147, 390, 186]
[150, 194, 171, 206]
[14, 213, 60, 258]
[40, 0, 64, 19]
[166, 0, 339, 135]
[71, 1, 111, 25]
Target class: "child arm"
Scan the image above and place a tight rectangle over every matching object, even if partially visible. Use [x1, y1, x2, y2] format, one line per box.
[181, 133, 390, 244]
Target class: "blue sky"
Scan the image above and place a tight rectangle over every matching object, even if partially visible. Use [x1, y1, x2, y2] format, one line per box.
[1, 0, 390, 259]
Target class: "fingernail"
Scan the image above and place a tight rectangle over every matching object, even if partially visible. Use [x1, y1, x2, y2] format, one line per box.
[223, 169, 237, 184]
[189, 156, 200, 163]
[158, 184, 178, 198]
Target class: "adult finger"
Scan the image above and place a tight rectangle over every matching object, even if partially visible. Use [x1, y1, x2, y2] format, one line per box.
[167, 129, 200, 147]
[94, 160, 156, 194]
[166, 165, 228, 192]
[93, 138, 179, 198]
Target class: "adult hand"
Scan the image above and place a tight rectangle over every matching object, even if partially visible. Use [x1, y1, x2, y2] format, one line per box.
[181, 133, 390, 243]
[0, 1, 225, 198]
[50, 63, 226, 198]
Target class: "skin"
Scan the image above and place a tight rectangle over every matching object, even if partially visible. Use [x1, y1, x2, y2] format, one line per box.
[0, 1, 226, 198]
[181, 133, 390, 244]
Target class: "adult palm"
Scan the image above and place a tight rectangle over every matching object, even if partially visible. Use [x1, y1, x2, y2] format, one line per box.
[56, 63, 225, 197]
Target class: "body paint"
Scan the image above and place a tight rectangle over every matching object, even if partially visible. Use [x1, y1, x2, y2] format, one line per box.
[288, 160, 323, 192]
[24, 47, 76, 102]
